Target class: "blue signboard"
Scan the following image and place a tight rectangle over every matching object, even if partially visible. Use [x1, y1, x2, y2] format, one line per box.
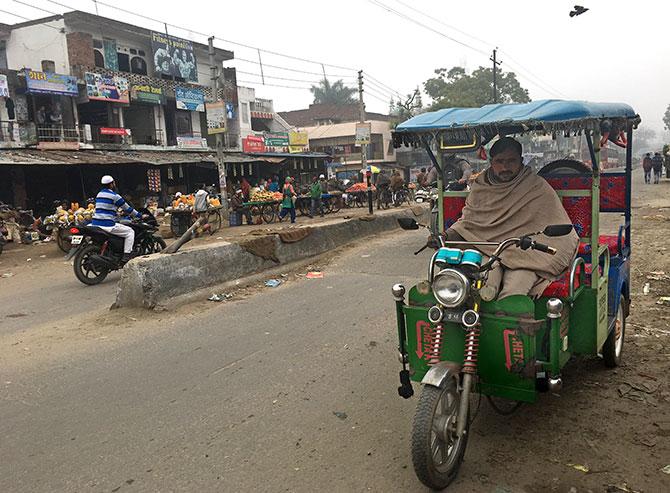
[25, 70, 78, 96]
[175, 86, 205, 112]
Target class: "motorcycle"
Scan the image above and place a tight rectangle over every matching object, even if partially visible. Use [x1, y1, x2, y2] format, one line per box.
[395, 218, 573, 488]
[68, 208, 166, 285]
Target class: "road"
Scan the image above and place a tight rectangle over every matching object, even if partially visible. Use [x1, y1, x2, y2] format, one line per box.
[1, 171, 669, 492]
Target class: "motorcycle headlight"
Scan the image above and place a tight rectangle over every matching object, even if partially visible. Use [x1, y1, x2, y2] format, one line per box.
[432, 268, 470, 308]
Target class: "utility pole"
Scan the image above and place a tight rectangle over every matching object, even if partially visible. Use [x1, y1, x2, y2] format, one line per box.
[209, 36, 228, 210]
[490, 47, 502, 104]
[358, 70, 373, 214]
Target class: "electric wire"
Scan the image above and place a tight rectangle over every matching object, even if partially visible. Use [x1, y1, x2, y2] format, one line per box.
[13, 0, 60, 16]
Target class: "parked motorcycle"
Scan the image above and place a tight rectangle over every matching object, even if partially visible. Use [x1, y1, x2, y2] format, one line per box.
[69, 209, 166, 285]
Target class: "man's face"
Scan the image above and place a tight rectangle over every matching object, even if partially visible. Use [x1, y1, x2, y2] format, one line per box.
[490, 148, 523, 182]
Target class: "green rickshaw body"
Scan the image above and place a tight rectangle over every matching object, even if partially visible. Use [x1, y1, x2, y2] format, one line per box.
[400, 285, 599, 403]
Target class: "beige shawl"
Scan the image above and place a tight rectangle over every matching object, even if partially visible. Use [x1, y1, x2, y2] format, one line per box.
[450, 166, 579, 280]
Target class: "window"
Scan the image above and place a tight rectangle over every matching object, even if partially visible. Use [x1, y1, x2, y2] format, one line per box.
[93, 39, 103, 49]
[129, 48, 137, 55]
[117, 53, 130, 73]
[93, 50, 105, 68]
[41, 60, 55, 72]
[176, 110, 192, 136]
[138, 49, 146, 57]
[241, 102, 249, 124]
[130, 56, 147, 75]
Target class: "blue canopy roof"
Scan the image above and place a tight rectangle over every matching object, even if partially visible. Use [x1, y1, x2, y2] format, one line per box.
[395, 99, 638, 133]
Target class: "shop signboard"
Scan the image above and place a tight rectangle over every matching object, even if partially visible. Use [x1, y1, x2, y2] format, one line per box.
[0, 74, 8, 97]
[85, 72, 129, 103]
[205, 101, 226, 134]
[264, 132, 289, 147]
[175, 87, 205, 112]
[288, 130, 309, 154]
[130, 84, 165, 105]
[355, 122, 371, 145]
[100, 127, 131, 136]
[151, 31, 197, 82]
[25, 70, 78, 97]
[242, 135, 266, 153]
[177, 136, 208, 149]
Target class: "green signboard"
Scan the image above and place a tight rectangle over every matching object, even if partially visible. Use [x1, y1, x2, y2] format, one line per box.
[130, 84, 165, 105]
[264, 132, 289, 146]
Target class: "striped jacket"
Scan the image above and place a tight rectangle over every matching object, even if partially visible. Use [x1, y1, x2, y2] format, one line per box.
[91, 188, 141, 228]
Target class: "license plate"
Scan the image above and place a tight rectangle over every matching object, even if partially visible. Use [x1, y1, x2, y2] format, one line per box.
[70, 235, 83, 245]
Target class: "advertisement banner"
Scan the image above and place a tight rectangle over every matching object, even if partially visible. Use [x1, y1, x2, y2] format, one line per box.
[175, 87, 205, 112]
[85, 72, 129, 103]
[264, 132, 289, 146]
[242, 135, 266, 153]
[0, 74, 8, 97]
[25, 70, 78, 97]
[151, 31, 197, 82]
[355, 122, 371, 145]
[103, 39, 118, 71]
[206, 101, 227, 134]
[130, 84, 165, 105]
[177, 136, 208, 149]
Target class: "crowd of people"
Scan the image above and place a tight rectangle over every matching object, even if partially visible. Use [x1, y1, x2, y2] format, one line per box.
[642, 152, 667, 184]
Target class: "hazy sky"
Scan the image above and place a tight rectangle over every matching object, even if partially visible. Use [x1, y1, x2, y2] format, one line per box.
[5, 0, 669, 135]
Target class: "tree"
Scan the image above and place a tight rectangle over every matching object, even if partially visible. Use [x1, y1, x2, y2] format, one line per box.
[389, 87, 423, 128]
[663, 103, 670, 131]
[423, 66, 530, 110]
[310, 78, 357, 105]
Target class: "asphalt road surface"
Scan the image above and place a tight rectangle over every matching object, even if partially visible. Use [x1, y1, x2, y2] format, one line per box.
[1, 170, 668, 492]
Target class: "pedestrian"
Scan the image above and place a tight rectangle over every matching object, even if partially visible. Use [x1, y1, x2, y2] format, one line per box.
[416, 167, 427, 188]
[318, 174, 328, 194]
[652, 152, 664, 184]
[230, 189, 253, 225]
[268, 175, 280, 192]
[241, 177, 251, 201]
[279, 177, 297, 223]
[309, 175, 323, 218]
[642, 152, 652, 184]
[194, 183, 210, 231]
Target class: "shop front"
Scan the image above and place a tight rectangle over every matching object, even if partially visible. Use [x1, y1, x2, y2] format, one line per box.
[24, 69, 79, 143]
[78, 72, 130, 144]
[126, 83, 165, 145]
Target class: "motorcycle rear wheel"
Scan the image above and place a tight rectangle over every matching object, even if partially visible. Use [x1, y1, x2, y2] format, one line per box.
[73, 245, 110, 285]
[411, 378, 469, 490]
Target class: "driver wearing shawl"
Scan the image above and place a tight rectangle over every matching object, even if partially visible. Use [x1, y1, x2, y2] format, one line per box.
[447, 137, 579, 300]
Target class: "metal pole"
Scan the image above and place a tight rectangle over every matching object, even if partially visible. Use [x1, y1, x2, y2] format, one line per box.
[209, 36, 228, 210]
[490, 47, 501, 104]
[358, 70, 372, 214]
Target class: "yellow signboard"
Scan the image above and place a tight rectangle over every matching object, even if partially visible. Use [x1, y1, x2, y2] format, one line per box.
[288, 130, 308, 146]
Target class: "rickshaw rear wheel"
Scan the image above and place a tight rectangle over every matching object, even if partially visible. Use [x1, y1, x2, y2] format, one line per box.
[603, 295, 626, 367]
[411, 377, 469, 490]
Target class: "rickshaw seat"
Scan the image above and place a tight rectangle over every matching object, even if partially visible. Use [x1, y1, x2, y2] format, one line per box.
[541, 264, 582, 298]
[577, 234, 624, 256]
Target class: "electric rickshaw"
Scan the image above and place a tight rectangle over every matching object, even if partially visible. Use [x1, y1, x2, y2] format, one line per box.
[390, 100, 639, 490]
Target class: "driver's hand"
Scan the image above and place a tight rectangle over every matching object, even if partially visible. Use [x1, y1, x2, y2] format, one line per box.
[141, 214, 150, 220]
[458, 178, 466, 184]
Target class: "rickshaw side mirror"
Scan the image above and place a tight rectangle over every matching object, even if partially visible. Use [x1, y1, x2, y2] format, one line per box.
[543, 224, 574, 237]
[398, 218, 420, 230]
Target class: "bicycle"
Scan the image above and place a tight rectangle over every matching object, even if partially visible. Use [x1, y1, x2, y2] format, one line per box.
[378, 187, 392, 209]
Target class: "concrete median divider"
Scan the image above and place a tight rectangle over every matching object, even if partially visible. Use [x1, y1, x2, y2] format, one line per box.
[115, 205, 430, 309]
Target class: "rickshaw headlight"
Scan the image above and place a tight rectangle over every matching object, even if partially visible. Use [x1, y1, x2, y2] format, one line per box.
[432, 269, 469, 308]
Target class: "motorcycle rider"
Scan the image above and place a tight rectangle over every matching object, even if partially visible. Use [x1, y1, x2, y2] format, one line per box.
[91, 175, 142, 264]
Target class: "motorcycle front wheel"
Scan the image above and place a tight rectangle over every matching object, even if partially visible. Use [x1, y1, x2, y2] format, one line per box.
[411, 378, 469, 490]
[73, 245, 109, 285]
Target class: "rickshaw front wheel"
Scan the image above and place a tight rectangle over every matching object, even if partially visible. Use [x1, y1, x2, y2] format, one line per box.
[411, 377, 469, 490]
[603, 295, 626, 367]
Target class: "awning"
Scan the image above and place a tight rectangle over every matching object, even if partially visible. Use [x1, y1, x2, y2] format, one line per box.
[0, 149, 217, 166]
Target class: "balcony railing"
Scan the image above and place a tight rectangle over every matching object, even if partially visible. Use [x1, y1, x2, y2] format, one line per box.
[0, 120, 37, 145]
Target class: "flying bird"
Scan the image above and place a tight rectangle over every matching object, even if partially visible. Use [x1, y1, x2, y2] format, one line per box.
[570, 5, 589, 17]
